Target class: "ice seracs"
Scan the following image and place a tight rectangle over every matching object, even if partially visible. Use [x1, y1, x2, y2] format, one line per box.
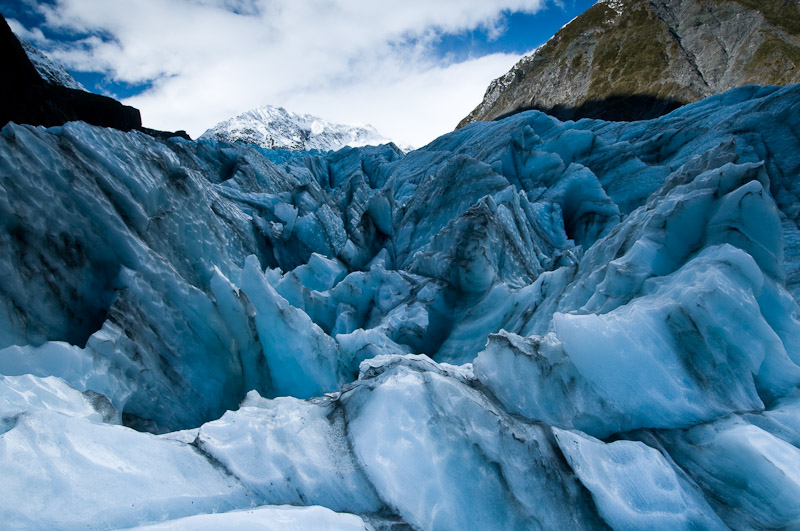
[2, 84, 800, 528]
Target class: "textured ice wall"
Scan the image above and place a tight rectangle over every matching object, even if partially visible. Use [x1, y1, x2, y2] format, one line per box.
[2, 85, 800, 529]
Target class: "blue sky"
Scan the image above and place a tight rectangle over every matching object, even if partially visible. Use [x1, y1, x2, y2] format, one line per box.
[432, 3, 595, 61]
[3, 0, 597, 145]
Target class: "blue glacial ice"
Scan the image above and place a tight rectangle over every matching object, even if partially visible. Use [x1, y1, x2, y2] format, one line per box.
[2, 84, 800, 528]
[552, 427, 727, 530]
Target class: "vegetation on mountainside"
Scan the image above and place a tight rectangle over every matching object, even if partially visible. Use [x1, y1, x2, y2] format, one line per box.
[459, 0, 800, 126]
[505, 1, 686, 108]
[587, 3, 679, 102]
[722, 0, 800, 35]
[547, 2, 614, 53]
[745, 31, 800, 85]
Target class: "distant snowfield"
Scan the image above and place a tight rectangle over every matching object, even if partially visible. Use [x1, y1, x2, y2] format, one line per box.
[1, 85, 800, 529]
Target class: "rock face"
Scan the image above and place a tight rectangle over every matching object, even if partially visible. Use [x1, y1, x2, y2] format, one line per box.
[0, 14, 141, 132]
[458, 0, 800, 126]
[200, 105, 395, 152]
[3, 84, 800, 529]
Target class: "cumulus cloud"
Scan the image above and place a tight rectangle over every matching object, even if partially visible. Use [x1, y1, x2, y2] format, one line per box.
[23, 0, 549, 146]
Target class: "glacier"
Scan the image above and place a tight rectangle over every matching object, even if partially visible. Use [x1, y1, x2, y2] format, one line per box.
[1, 83, 800, 529]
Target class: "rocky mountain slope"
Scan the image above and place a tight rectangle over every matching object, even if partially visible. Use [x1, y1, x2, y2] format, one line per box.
[458, 0, 800, 126]
[200, 105, 395, 152]
[3, 83, 800, 528]
[19, 38, 86, 91]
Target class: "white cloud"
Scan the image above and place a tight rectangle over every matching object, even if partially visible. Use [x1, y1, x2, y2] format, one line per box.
[26, 0, 549, 146]
[7, 18, 47, 44]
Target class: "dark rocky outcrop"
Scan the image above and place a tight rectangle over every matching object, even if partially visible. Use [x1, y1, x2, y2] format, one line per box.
[0, 13, 141, 131]
[138, 126, 192, 141]
[458, 0, 800, 126]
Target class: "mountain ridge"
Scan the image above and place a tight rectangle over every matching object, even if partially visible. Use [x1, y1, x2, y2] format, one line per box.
[200, 105, 398, 152]
[0, 13, 141, 132]
[19, 38, 86, 92]
[458, 0, 800, 126]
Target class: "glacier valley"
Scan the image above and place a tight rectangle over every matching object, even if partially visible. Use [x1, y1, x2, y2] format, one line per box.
[2, 84, 800, 529]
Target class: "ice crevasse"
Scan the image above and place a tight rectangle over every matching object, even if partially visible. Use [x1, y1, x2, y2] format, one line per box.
[1, 84, 800, 529]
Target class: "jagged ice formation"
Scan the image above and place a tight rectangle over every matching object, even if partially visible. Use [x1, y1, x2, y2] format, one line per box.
[2, 84, 800, 529]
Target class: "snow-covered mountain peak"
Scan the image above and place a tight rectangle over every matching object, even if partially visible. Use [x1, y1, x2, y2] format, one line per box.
[199, 105, 398, 152]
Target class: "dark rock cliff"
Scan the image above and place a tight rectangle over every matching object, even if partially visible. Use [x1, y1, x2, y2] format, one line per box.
[0, 13, 142, 132]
